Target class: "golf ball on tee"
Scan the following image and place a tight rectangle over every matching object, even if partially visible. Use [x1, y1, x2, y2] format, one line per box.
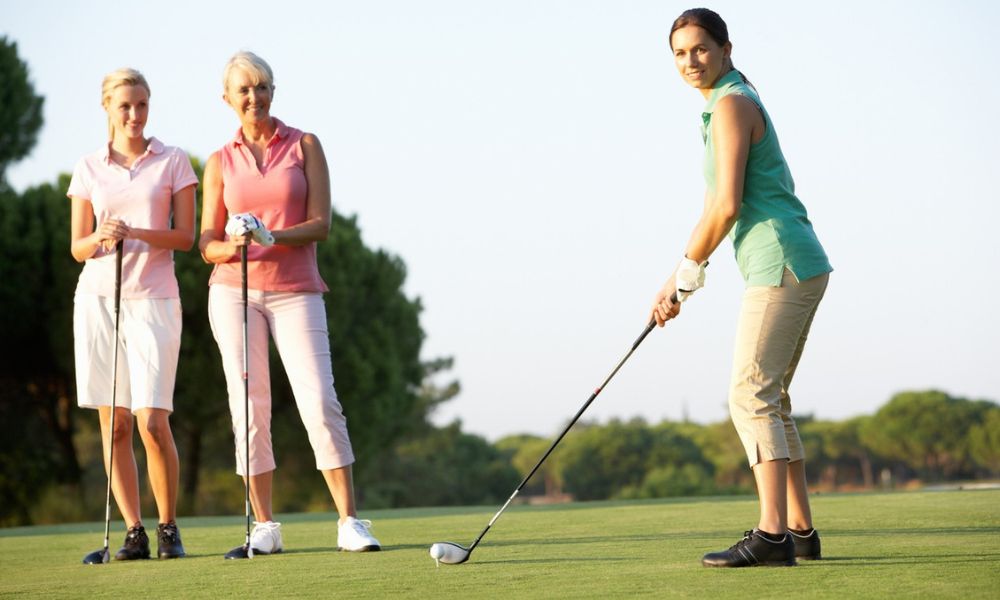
[429, 543, 446, 560]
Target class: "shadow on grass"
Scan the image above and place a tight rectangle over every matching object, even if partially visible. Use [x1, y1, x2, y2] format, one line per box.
[828, 526, 1000, 536]
[274, 544, 435, 555]
[808, 553, 1000, 566]
[471, 557, 632, 565]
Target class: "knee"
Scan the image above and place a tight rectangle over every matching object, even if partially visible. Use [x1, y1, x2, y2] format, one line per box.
[138, 413, 174, 446]
[109, 412, 133, 444]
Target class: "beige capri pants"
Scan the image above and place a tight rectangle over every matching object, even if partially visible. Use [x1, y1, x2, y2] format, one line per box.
[729, 269, 829, 467]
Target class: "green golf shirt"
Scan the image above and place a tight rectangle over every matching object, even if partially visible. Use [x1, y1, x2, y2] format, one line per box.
[702, 69, 832, 286]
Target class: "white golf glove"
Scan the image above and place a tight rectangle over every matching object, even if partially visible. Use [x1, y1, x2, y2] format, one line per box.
[675, 256, 707, 302]
[225, 212, 274, 247]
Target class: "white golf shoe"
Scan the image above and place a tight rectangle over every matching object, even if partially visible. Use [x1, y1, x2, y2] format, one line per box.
[337, 517, 381, 552]
[250, 521, 283, 554]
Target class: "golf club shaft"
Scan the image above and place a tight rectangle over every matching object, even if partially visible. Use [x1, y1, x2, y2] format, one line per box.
[241, 243, 251, 548]
[464, 298, 672, 555]
[102, 239, 124, 554]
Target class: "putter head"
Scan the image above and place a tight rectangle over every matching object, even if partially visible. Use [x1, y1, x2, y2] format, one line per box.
[82, 548, 110, 565]
[429, 542, 471, 566]
[224, 544, 254, 560]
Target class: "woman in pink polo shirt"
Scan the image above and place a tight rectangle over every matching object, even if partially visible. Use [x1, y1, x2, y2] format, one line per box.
[68, 68, 196, 561]
[200, 51, 380, 556]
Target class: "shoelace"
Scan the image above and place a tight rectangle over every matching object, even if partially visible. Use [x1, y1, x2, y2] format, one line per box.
[350, 519, 374, 535]
[727, 530, 755, 552]
[125, 526, 145, 546]
[251, 521, 282, 535]
[159, 523, 180, 543]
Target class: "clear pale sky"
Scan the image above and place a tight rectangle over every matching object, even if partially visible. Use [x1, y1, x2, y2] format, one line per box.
[4, 1, 999, 440]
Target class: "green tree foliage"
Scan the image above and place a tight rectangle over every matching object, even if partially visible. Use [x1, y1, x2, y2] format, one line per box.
[968, 407, 1000, 476]
[688, 420, 754, 491]
[362, 421, 520, 508]
[861, 390, 995, 481]
[619, 464, 716, 499]
[556, 418, 715, 501]
[494, 434, 552, 496]
[0, 37, 44, 190]
[0, 176, 80, 525]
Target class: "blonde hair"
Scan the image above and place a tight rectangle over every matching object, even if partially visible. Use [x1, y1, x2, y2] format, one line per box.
[223, 51, 274, 92]
[100, 67, 151, 140]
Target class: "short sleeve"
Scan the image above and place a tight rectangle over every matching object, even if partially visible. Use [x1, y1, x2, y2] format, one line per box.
[169, 149, 199, 192]
[66, 158, 92, 201]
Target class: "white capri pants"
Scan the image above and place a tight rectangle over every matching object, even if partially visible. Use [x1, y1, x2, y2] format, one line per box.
[728, 269, 829, 467]
[208, 284, 355, 476]
[73, 293, 181, 412]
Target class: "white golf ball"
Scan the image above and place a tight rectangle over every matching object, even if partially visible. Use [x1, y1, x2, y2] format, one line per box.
[429, 543, 446, 560]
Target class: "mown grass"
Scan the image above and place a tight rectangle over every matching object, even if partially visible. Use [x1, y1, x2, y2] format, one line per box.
[1, 490, 997, 598]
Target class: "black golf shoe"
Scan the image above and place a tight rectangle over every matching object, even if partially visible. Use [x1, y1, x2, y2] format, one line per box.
[114, 524, 151, 560]
[701, 529, 796, 567]
[156, 521, 186, 559]
[790, 528, 821, 560]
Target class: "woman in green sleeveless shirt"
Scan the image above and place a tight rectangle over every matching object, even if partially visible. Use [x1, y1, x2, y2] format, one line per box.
[650, 8, 832, 568]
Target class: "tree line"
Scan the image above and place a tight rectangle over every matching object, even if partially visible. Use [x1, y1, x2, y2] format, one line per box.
[493, 390, 1000, 504]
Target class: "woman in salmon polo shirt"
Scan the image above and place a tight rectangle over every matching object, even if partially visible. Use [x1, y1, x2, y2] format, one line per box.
[200, 51, 380, 556]
[68, 68, 197, 561]
[650, 9, 832, 567]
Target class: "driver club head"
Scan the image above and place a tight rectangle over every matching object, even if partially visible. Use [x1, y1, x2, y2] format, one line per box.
[224, 544, 254, 560]
[82, 548, 110, 565]
[429, 542, 471, 566]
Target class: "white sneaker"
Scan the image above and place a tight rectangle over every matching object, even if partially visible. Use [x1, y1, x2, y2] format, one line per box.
[250, 521, 283, 554]
[337, 517, 381, 552]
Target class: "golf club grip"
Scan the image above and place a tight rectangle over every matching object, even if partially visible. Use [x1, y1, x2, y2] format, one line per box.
[640, 291, 678, 340]
[114, 240, 123, 305]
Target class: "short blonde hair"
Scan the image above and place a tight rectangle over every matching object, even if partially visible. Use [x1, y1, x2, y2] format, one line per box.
[101, 67, 151, 140]
[223, 51, 274, 92]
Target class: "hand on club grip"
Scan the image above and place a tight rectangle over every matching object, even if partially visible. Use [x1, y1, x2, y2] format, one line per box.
[225, 212, 274, 247]
[675, 257, 707, 302]
[651, 280, 681, 327]
[97, 218, 130, 253]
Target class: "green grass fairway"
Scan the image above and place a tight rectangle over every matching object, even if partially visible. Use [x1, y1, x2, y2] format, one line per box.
[2, 490, 997, 598]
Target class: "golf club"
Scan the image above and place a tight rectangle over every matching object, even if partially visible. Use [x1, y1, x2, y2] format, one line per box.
[83, 239, 124, 565]
[225, 241, 254, 560]
[429, 293, 676, 566]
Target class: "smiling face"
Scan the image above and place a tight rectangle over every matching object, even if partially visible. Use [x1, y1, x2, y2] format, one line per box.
[671, 24, 732, 96]
[224, 67, 273, 126]
[105, 84, 149, 142]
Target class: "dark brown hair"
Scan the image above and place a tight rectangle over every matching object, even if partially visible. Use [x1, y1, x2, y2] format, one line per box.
[669, 8, 729, 50]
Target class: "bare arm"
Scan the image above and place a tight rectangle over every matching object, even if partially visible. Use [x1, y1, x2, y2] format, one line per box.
[683, 94, 761, 262]
[70, 197, 126, 262]
[271, 133, 332, 246]
[199, 152, 247, 264]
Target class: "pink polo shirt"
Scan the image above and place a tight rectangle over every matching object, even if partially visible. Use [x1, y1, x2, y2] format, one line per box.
[209, 118, 328, 293]
[67, 138, 198, 299]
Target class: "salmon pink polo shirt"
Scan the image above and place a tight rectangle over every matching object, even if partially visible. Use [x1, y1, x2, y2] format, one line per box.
[67, 138, 198, 299]
[209, 118, 328, 293]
